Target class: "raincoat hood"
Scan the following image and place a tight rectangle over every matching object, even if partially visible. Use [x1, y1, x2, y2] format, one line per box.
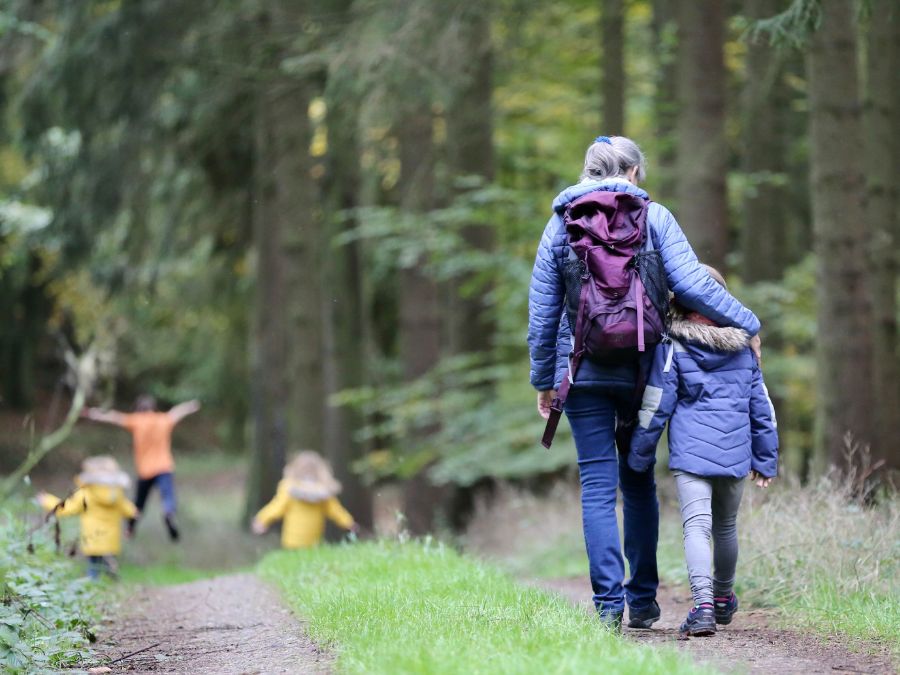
[286, 480, 334, 503]
[282, 452, 341, 498]
[76, 455, 130, 490]
[75, 482, 129, 507]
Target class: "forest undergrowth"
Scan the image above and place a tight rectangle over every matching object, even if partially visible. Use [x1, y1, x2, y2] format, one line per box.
[0, 502, 99, 673]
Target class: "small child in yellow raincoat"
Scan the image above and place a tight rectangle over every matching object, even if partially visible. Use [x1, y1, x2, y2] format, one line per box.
[252, 452, 357, 549]
[39, 456, 138, 579]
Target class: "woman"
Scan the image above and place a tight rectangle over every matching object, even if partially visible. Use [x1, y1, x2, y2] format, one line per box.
[527, 136, 760, 629]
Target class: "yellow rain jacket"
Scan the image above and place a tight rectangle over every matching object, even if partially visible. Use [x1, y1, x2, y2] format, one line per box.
[255, 479, 355, 549]
[40, 484, 138, 556]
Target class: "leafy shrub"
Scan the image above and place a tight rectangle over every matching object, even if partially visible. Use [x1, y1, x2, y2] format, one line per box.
[0, 507, 98, 673]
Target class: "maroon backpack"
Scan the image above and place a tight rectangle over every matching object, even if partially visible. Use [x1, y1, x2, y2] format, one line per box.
[541, 190, 668, 448]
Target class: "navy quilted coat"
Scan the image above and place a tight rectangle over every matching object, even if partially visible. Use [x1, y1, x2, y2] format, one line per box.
[527, 179, 761, 392]
[627, 317, 779, 478]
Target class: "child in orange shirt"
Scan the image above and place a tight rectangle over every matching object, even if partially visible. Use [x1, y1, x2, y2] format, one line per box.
[81, 395, 200, 541]
[252, 452, 357, 549]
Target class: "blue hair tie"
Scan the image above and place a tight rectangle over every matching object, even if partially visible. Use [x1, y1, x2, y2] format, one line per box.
[595, 135, 612, 145]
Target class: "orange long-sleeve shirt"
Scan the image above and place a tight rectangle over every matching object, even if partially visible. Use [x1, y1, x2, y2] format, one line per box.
[121, 412, 176, 479]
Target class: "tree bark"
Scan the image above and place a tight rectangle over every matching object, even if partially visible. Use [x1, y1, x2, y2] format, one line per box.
[863, 0, 900, 468]
[651, 0, 678, 203]
[245, 4, 324, 518]
[740, 0, 791, 283]
[807, 0, 874, 469]
[397, 107, 445, 536]
[442, 4, 496, 530]
[321, 82, 374, 530]
[600, 0, 625, 136]
[675, 0, 728, 269]
[445, 4, 495, 356]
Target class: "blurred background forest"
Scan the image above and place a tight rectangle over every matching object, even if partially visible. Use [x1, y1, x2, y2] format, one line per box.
[1, 0, 898, 535]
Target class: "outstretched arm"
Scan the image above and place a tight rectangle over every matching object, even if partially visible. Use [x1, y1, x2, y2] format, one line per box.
[325, 497, 356, 531]
[168, 399, 201, 424]
[81, 407, 128, 426]
[651, 204, 761, 336]
[252, 487, 290, 534]
[38, 489, 88, 517]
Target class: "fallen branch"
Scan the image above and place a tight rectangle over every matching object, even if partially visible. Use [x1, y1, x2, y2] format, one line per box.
[0, 346, 95, 503]
[106, 642, 162, 665]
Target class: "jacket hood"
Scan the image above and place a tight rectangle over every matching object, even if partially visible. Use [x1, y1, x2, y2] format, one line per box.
[552, 179, 649, 214]
[77, 483, 127, 507]
[669, 317, 750, 370]
[284, 479, 334, 503]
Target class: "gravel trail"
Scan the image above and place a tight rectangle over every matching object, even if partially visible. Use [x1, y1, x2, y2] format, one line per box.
[95, 573, 330, 674]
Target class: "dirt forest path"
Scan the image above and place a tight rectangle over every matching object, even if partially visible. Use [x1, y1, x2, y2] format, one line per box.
[95, 573, 331, 674]
[538, 577, 896, 674]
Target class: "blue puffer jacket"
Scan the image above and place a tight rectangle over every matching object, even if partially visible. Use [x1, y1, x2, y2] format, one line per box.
[628, 316, 779, 478]
[527, 179, 761, 391]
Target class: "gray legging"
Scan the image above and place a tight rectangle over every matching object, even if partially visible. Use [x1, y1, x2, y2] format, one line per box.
[674, 471, 746, 606]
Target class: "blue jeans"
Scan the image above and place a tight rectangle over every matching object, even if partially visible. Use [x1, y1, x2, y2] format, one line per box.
[135, 471, 178, 515]
[565, 388, 659, 616]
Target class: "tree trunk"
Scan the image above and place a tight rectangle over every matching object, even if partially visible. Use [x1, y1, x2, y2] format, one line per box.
[651, 0, 678, 203]
[445, 4, 495, 357]
[600, 0, 625, 136]
[397, 107, 445, 536]
[245, 5, 324, 518]
[675, 0, 728, 269]
[863, 0, 900, 468]
[807, 0, 874, 470]
[321, 85, 374, 530]
[740, 0, 791, 283]
[442, 4, 496, 530]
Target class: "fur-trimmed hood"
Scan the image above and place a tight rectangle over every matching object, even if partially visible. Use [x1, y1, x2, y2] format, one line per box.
[286, 480, 334, 503]
[669, 317, 750, 352]
[669, 316, 750, 371]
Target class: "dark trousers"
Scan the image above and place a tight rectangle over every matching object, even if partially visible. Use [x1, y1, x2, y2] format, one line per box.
[134, 472, 177, 515]
[565, 388, 660, 617]
[87, 555, 118, 580]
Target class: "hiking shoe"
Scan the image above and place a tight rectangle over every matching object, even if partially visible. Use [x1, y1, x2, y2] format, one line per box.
[679, 604, 716, 637]
[164, 514, 181, 542]
[714, 593, 739, 625]
[627, 600, 661, 629]
[598, 610, 624, 634]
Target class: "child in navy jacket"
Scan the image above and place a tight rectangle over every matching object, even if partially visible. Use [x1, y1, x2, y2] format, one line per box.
[629, 265, 778, 637]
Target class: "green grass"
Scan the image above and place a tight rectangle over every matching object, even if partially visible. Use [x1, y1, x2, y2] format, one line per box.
[789, 583, 900, 653]
[259, 540, 713, 675]
[726, 477, 900, 657]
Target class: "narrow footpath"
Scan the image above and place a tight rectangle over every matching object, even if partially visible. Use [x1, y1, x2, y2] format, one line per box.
[539, 577, 896, 675]
[94, 573, 331, 674]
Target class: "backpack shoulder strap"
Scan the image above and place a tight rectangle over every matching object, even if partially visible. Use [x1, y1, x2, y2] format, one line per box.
[642, 199, 655, 252]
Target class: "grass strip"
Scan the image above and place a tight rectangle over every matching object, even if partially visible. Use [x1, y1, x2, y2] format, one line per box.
[259, 540, 713, 675]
